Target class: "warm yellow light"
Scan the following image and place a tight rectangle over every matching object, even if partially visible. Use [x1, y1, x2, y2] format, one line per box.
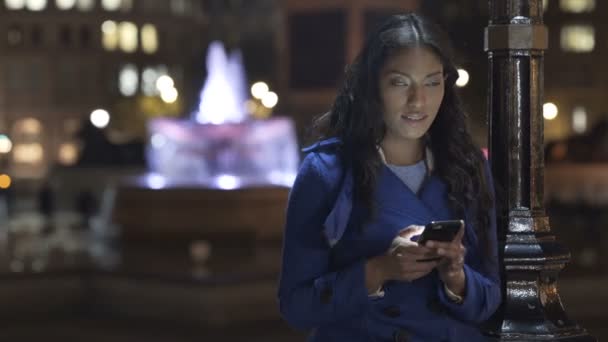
[25, 0, 46, 11]
[561, 25, 595, 52]
[102, 20, 116, 34]
[141, 24, 158, 54]
[58, 143, 78, 165]
[560, 0, 595, 13]
[0, 135, 13, 154]
[76, 0, 93, 11]
[251, 82, 269, 99]
[155, 75, 174, 92]
[19, 118, 42, 135]
[13, 143, 43, 164]
[160, 87, 178, 104]
[543, 102, 558, 120]
[0, 174, 11, 189]
[245, 99, 258, 114]
[5, 0, 25, 10]
[456, 69, 470, 87]
[101, 20, 118, 51]
[56, 0, 76, 10]
[101, 0, 120, 10]
[261, 91, 278, 109]
[118, 21, 138, 53]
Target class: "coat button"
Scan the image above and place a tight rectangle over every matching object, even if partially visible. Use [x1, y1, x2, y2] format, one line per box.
[393, 329, 410, 342]
[382, 305, 401, 318]
[320, 287, 333, 304]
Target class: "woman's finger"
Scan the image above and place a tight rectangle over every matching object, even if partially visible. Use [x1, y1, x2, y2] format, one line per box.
[398, 225, 425, 240]
[453, 224, 465, 244]
[400, 260, 439, 273]
[394, 244, 437, 257]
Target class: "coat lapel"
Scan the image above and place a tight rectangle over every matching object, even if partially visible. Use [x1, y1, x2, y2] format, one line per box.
[362, 167, 454, 251]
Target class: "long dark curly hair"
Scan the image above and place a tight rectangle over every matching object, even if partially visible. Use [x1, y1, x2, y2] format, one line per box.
[313, 13, 494, 257]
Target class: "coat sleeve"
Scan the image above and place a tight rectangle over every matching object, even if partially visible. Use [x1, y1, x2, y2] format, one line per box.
[436, 159, 502, 323]
[277, 152, 371, 331]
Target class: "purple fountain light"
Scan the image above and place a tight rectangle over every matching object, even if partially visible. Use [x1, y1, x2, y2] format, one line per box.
[195, 42, 248, 124]
[144, 41, 299, 189]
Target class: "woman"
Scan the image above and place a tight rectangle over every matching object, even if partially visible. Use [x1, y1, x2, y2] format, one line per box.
[278, 13, 501, 341]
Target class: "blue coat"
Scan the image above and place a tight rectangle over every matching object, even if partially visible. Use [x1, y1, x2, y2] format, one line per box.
[278, 139, 501, 341]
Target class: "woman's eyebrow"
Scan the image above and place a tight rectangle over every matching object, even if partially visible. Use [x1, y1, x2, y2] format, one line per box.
[386, 70, 443, 78]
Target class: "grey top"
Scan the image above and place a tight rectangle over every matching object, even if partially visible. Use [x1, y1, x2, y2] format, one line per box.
[386, 159, 427, 194]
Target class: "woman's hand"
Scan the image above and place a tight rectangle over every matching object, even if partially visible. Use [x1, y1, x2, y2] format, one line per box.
[425, 224, 466, 296]
[365, 226, 440, 292]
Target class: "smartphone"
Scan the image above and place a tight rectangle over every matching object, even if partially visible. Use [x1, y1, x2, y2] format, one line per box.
[414, 220, 463, 262]
[417, 219, 463, 245]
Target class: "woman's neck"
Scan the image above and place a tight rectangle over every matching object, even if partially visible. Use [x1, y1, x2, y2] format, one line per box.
[380, 136, 424, 166]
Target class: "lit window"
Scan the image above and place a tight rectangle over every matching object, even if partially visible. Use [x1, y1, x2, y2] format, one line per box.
[76, 0, 93, 11]
[58, 142, 78, 165]
[141, 65, 167, 96]
[561, 25, 594, 52]
[141, 65, 168, 96]
[11, 118, 44, 168]
[15, 118, 42, 135]
[101, 20, 118, 51]
[101, 0, 119, 10]
[142, 67, 158, 95]
[5, 0, 25, 10]
[572, 106, 587, 133]
[119, 64, 138, 96]
[543, 0, 549, 12]
[25, 0, 46, 10]
[13, 143, 43, 164]
[101, 0, 130, 11]
[56, 0, 76, 10]
[559, 0, 595, 13]
[118, 21, 137, 53]
[141, 24, 158, 54]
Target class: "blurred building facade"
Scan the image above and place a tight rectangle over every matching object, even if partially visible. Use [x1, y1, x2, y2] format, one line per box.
[543, 0, 607, 142]
[2, 0, 604, 180]
[0, 0, 207, 178]
[276, 0, 421, 143]
[422, 0, 607, 144]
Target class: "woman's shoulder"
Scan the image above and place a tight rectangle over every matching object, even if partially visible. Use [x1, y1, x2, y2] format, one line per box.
[299, 137, 344, 186]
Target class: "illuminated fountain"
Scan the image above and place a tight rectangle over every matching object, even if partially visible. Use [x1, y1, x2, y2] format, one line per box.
[145, 41, 299, 189]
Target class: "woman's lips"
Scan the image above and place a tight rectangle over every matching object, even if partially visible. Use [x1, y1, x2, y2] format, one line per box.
[401, 113, 428, 124]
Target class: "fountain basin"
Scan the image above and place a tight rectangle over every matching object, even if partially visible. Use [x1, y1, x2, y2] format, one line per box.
[145, 117, 299, 189]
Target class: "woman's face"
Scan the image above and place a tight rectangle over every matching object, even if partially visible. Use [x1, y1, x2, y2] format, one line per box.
[378, 46, 445, 144]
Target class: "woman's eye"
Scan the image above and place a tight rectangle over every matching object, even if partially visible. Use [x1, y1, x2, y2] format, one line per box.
[425, 81, 442, 87]
[391, 79, 409, 87]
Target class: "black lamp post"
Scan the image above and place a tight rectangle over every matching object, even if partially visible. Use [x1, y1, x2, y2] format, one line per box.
[485, 0, 595, 340]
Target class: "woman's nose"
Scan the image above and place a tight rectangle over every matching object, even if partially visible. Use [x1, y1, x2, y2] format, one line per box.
[407, 84, 426, 110]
